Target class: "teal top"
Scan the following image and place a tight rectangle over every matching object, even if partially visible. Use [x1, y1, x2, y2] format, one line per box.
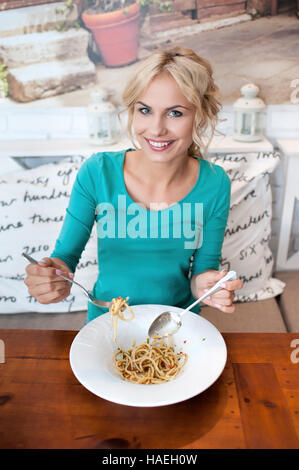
[50, 149, 231, 322]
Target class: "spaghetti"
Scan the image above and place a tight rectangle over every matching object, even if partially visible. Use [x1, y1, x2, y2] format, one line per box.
[109, 296, 135, 343]
[109, 296, 188, 384]
[113, 338, 187, 384]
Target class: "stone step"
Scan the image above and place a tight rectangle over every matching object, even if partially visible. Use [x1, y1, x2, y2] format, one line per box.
[0, 28, 90, 68]
[8, 58, 97, 103]
[0, 2, 79, 38]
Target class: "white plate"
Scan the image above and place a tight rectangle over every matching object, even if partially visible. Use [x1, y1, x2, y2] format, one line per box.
[69, 304, 227, 407]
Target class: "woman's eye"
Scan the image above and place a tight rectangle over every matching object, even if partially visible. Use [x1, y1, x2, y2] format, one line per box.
[137, 108, 182, 117]
[138, 107, 150, 115]
[169, 110, 182, 117]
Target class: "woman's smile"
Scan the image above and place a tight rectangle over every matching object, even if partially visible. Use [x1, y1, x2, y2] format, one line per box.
[144, 137, 175, 151]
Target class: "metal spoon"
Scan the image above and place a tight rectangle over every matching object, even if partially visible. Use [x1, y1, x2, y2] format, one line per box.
[22, 252, 111, 309]
[148, 270, 238, 339]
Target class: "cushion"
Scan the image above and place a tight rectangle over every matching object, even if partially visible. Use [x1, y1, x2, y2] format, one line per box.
[0, 156, 98, 314]
[210, 150, 286, 302]
[274, 271, 299, 332]
[200, 298, 287, 332]
[0, 310, 87, 330]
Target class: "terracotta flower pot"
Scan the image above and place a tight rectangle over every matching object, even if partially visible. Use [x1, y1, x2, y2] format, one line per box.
[82, 2, 140, 67]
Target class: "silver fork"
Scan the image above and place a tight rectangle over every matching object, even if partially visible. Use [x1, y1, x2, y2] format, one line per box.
[22, 252, 111, 309]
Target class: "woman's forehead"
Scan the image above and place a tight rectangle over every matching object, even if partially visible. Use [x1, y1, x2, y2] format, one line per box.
[136, 73, 193, 108]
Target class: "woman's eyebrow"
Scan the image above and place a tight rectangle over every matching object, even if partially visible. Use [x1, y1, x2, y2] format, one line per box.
[136, 101, 190, 110]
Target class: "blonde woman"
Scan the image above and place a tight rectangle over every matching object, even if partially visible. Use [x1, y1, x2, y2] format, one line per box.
[24, 46, 243, 323]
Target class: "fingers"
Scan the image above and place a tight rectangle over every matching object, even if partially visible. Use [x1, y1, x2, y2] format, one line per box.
[25, 263, 73, 282]
[24, 256, 72, 305]
[215, 302, 235, 312]
[202, 296, 234, 308]
[24, 272, 70, 288]
[27, 281, 71, 304]
[198, 271, 243, 314]
[30, 281, 70, 296]
[204, 287, 234, 300]
[215, 304, 236, 314]
[203, 270, 228, 289]
[25, 262, 57, 278]
[37, 257, 53, 266]
[35, 288, 70, 305]
[208, 289, 234, 300]
[219, 279, 243, 291]
[202, 286, 235, 312]
[202, 296, 236, 313]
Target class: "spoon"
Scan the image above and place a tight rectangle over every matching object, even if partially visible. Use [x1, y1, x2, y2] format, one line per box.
[148, 270, 238, 339]
[22, 252, 111, 309]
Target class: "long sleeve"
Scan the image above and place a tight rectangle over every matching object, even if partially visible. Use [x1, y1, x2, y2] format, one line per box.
[50, 158, 98, 273]
[191, 168, 231, 276]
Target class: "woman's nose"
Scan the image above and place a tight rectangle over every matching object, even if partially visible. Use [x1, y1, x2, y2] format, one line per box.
[150, 115, 167, 136]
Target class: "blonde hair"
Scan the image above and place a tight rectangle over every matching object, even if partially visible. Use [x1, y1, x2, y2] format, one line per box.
[120, 46, 222, 159]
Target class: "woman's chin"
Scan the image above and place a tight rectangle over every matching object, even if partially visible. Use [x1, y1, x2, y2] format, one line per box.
[141, 145, 179, 162]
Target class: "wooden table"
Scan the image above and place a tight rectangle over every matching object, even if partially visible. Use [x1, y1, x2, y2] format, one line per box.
[0, 330, 299, 450]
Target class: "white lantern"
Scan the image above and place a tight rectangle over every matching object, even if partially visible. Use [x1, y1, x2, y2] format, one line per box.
[233, 83, 266, 142]
[87, 89, 119, 145]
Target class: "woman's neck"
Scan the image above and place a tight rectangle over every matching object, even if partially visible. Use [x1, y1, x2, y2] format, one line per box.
[130, 149, 193, 191]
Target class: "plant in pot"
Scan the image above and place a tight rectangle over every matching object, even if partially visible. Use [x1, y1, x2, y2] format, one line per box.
[81, 0, 143, 67]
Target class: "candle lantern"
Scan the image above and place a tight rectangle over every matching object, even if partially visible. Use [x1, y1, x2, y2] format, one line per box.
[233, 83, 266, 142]
[87, 89, 119, 145]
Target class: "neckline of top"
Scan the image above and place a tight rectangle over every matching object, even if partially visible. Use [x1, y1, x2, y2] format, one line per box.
[120, 148, 202, 213]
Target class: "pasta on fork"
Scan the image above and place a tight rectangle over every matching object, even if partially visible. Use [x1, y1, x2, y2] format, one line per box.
[110, 296, 135, 343]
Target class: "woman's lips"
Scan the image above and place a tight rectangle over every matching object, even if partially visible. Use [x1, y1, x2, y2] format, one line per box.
[144, 137, 175, 152]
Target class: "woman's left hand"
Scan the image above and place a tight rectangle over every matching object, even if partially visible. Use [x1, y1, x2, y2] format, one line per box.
[194, 269, 243, 313]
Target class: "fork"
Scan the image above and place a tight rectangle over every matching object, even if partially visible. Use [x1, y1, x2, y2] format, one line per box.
[22, 252, 111, 309]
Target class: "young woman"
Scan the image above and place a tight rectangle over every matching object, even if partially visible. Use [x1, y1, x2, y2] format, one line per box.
[24, 46, 243, 323]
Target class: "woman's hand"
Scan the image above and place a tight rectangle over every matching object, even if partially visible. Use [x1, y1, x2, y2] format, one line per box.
[24, 257, 74, 305]
[192, 269, 243, 313]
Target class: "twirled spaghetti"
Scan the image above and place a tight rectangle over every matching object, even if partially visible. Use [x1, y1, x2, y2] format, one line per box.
[110, 296, 135, 343]
[109, 296, 188, 384]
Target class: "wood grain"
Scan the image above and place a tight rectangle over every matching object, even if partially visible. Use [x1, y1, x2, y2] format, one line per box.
[233, 363, 299, 449]
[224, 333, 298, 364]
[0, 330, 299, 449]
[197, 0, 245, 6]
[0, 0, 59, 12]
[197, 3, 246, 20]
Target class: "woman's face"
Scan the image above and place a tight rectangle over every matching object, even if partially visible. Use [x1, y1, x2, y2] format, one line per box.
[132, 72, 196, 163]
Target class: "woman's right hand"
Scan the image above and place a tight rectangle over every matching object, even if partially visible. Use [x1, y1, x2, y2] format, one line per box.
[24, 257, 74, 305]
